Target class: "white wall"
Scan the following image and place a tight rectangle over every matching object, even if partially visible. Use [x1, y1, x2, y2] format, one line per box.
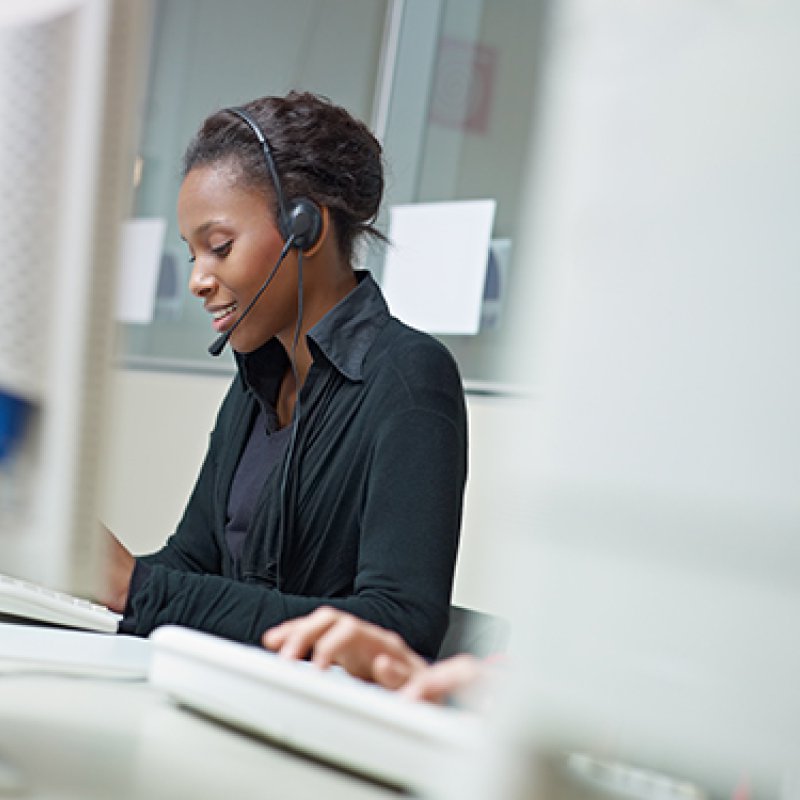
[101, 367, 519, 614]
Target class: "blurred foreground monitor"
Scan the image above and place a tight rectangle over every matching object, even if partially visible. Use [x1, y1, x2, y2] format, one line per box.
[452, 1, 800, 799]
[0, 0, 151, 596]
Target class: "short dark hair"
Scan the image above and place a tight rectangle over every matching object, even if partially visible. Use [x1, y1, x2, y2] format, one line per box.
[182, 91, 386, 262]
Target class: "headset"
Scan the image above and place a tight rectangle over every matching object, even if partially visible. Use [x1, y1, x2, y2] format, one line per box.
[207, 106, 323, 357]
[225, 106, 322, 251]
[211, 107, 319, 580]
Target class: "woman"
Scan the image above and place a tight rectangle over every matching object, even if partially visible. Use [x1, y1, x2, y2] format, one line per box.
[104, 91, 467, 659]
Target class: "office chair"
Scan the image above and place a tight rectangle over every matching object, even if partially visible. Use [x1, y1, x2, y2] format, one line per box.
[436, 605, 510, 661]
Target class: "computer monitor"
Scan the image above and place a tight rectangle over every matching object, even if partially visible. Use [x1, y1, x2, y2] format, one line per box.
[0, 0, 152, 597]
[450, 1, 800, 799]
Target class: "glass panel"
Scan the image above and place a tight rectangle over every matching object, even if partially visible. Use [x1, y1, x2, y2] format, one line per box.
[122, 0, 389, 370]
[378, 0, 544, 388]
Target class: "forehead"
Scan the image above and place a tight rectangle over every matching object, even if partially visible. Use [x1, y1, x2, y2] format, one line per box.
[177, 163, 267, 229]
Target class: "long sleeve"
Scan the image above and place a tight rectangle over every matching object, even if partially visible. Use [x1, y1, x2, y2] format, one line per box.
[119, 378, 245, 633]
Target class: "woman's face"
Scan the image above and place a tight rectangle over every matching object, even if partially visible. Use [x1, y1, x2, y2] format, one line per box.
[179, 163, 297, 353]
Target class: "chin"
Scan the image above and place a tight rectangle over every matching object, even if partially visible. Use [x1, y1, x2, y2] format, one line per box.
[231, 332, 271, 355]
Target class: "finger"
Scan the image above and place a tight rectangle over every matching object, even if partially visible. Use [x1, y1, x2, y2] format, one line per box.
[402, 673, 448, 704]
[402, 655, 484, 704]
[261, 619, 295, 650]
[314, 619, 420, 678]
[309, 615, 366, 670]
[372, 653, 416, 690]
[311, 615, 399, 675]
[276, 607, 342, 661]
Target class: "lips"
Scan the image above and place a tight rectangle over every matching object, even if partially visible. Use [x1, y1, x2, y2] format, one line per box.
[209, 302, 238, 332]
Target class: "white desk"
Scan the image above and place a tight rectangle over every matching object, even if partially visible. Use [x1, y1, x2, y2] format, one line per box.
[0, 625, 405, 800]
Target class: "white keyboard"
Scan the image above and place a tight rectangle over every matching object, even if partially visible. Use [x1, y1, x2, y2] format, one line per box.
[0, 623, 150, 679]
[149, 625, 487, 792]
[0, 572, 121, 633]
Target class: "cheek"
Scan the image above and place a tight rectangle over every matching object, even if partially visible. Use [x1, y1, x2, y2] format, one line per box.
[249, 225, 286, 269]
[235, 235, 298, 328]
[230, 232, 283, 289]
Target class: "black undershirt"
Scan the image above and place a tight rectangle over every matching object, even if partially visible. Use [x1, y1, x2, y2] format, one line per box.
[224, 405, 291, 577]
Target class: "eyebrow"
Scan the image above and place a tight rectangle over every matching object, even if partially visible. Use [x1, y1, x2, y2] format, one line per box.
[180, 219, 227, 241]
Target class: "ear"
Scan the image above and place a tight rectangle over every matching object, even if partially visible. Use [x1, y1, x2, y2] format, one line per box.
[302, 205, 329, 258]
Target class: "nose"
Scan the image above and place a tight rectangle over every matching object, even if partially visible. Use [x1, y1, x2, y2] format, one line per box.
[188, 260, 217, 298]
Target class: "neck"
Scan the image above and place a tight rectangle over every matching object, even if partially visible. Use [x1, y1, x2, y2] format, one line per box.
[277, 369, 298, 429]
[276, 263, 357, 381]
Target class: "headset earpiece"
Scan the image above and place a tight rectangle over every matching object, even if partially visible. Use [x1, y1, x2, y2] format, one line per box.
[283, 197, 322, 252]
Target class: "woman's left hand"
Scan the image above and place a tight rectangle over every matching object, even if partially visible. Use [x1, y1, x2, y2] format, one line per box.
[262, 607, 427, 687]
[98, 525, 135, 613]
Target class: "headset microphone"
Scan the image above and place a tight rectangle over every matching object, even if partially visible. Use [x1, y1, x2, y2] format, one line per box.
[208, 235, 295, 356]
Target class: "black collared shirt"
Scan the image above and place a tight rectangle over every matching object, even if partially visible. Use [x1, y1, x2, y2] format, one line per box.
[124, 273, 467, 659]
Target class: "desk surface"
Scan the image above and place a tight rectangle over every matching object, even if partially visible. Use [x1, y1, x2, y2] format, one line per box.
[0, 659, 404, 799]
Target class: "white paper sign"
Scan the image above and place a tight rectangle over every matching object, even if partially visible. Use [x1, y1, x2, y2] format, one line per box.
[116, 217, 167, 324]
[380, 199, 496, 335]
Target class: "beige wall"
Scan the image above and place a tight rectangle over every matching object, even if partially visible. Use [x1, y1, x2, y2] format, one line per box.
[100, 369, 228, 554]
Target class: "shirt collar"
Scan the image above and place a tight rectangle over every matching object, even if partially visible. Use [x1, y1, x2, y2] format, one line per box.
[235, 270, 390, 398]
[306, 271, 390, 382]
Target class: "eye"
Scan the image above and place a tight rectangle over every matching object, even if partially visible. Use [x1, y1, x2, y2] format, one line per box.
[211, 240, 233, 258]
